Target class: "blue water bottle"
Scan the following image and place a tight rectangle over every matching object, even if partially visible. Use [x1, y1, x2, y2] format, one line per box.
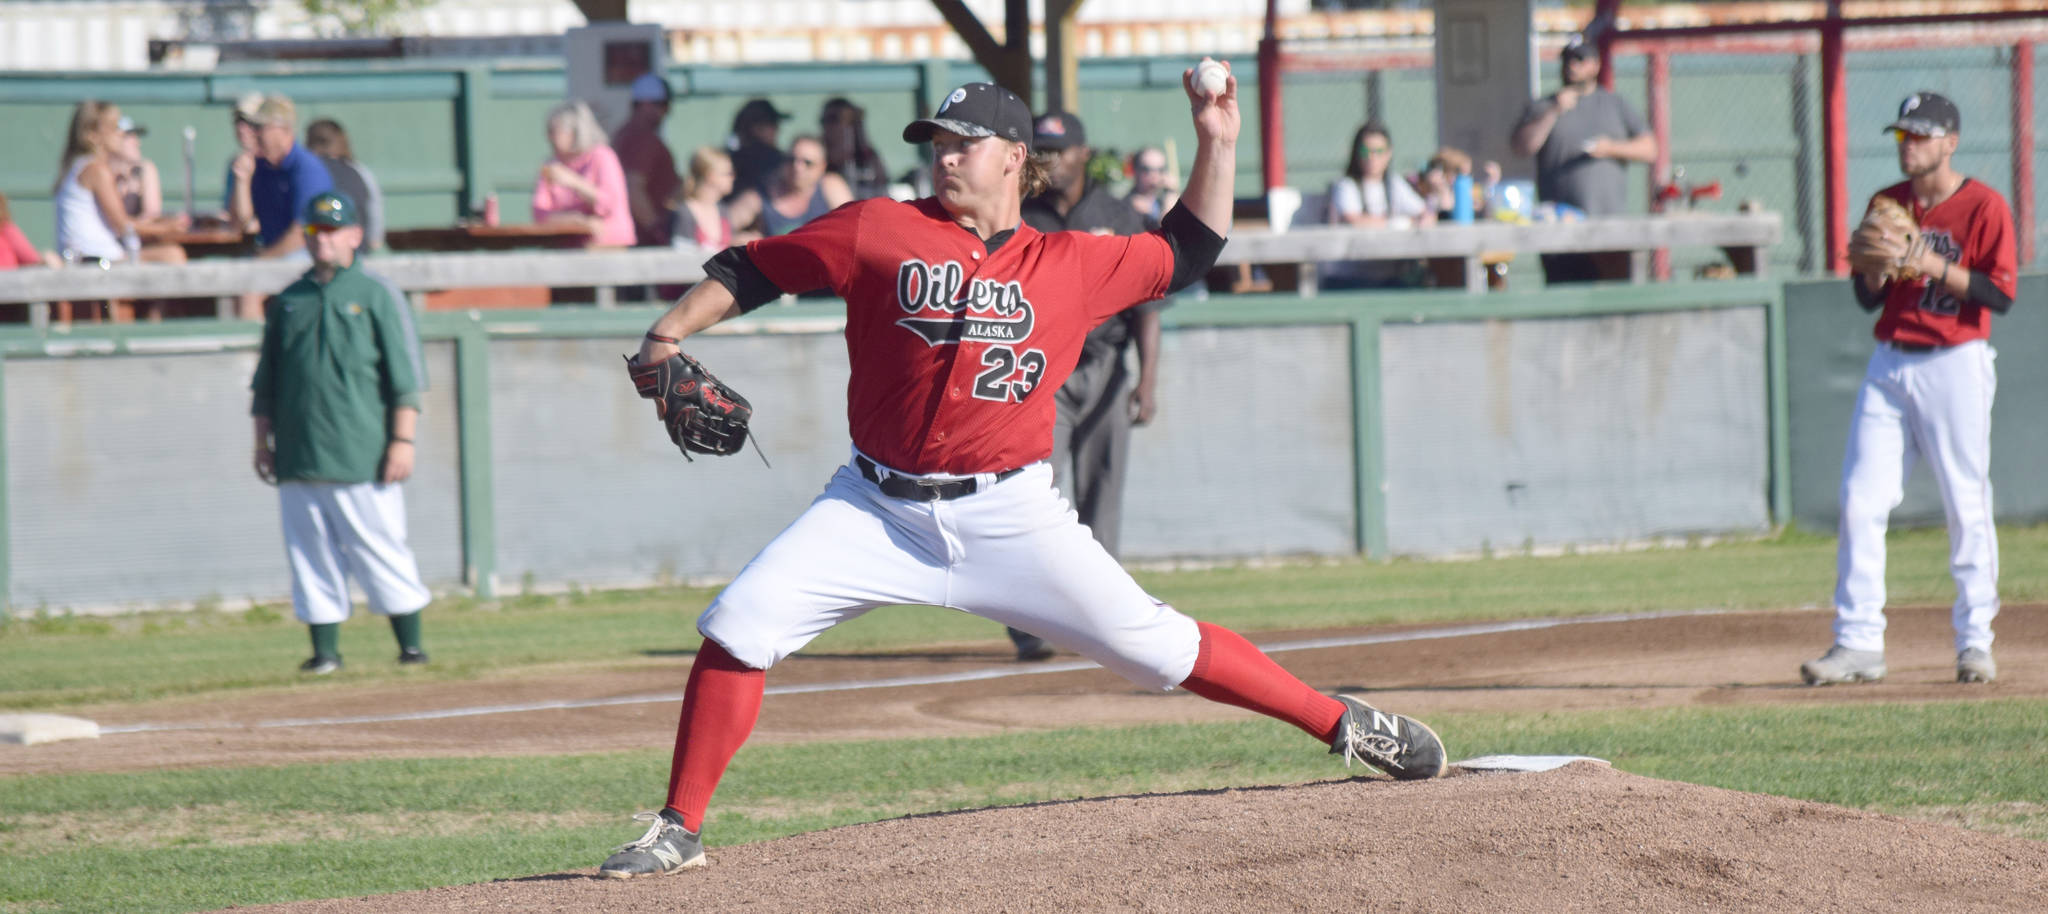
[1451, 173, 1475, 224]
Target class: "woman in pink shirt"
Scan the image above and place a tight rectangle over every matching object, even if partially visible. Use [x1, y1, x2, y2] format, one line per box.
[532, 100, 635, 248]
[0, 192, 57, 270]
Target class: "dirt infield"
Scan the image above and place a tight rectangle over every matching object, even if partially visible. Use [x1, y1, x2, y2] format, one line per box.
[224, 762, 2048, 914]
[8, 605, 2045, 912]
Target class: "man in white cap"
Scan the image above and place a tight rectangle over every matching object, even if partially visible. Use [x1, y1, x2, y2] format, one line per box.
[614, 72, 681, 246]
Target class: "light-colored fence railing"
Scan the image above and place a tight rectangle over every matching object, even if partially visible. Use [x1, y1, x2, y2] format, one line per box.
[0, 212, 1782, 320]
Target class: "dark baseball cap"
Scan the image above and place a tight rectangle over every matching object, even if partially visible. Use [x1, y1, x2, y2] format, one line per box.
[734, 98, 791, 127]
[1885, 91, 1960, 137]
[1032, 111, 1087, 150]
[903, 82, 1032, 149]
[1560, 33, 1594, 61]
[303, 191, 360, 228]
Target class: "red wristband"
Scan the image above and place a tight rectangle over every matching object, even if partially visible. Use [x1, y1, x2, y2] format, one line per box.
[645, 332, 680, 344]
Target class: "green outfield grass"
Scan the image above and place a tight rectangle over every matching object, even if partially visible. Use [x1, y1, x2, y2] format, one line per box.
[5, 524, 2046, 710]
[3, 525, 2046, 913]
[2, 701, 2044, 914]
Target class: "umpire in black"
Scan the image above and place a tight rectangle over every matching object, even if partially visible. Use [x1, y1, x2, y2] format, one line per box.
[1008, 110, 1172, 661]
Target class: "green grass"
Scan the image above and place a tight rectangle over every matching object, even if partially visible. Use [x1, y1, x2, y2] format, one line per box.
[3, 700, 2044, 914]
[4, 525, 2047, 912]
[7, 524, 2047, 710]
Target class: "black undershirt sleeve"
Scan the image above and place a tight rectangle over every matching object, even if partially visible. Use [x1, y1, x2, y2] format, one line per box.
[1850, 273, 1885, 312]
[1965, 270, 2014, 314]
[1159, 203, 1225, 294]
[703, 247, 787, 314]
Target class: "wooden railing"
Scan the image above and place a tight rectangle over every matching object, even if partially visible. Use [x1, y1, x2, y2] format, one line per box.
[0, 212, 1782, 325]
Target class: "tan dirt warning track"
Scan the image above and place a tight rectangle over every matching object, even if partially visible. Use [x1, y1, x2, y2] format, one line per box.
[6, 606, 2044, 913]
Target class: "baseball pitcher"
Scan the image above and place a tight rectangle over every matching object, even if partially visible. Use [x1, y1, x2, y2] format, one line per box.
[599, 62, 1446, 879]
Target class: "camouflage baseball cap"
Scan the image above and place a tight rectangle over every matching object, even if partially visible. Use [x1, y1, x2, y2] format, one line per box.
[1885, 92, 1960, 137]
[303, 192, 360, 228]
[903, 83, 1033, 149]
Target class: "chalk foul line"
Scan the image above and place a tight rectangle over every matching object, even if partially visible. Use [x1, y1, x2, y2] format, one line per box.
[99, 608, 1727, 735]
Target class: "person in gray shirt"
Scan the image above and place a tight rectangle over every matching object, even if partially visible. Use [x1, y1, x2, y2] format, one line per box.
[1509, 34, 1657, 283]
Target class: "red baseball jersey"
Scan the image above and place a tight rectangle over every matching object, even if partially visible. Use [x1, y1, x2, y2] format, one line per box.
[1869, 178, 2016, 347]
[746, 197, 1174, 475]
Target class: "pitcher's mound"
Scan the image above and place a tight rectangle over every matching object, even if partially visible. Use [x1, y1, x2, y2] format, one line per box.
[226, 762, 2048, 913]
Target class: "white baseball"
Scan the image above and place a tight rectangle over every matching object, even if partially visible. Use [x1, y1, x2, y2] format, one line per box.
[1196, 60, 1229, 97]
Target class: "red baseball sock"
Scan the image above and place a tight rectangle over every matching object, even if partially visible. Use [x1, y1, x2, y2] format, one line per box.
[1179, 621, 1347, 743]
[662, 639, 765, 832]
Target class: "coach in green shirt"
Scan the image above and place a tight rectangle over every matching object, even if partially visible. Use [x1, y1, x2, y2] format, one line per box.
[251, 191, 431, 674]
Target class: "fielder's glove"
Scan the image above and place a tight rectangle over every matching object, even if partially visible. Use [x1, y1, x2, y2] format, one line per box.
[624, 351, 753, 459]
[1846, 195, 1927, 281]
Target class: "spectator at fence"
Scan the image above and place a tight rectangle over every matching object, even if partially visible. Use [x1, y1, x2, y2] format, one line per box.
[615, 73, 682, 247]
[1509, 34, 1657, 283]
[230, 95, 333, 319]
[0, 192, 58, 271]
[727, 98, 792, 201]
[1321, 121, 1432, 289]
[727, 134, 852, 238]
[305, 118, 386, 251]
[533, 99, 635, 249]
[109, 114, 192, 244]
[222, 92, 264, 236]
[233, 95, 334, 262]
[53, 101, 187, 269]
[252, 191, 432, 676]
[820, 97, 890, 200]
[1125, 145, 1179, 225]
[112, 116, 162, 220]
[671, 147, 749, 251]
[1415, 147, 1499, 223]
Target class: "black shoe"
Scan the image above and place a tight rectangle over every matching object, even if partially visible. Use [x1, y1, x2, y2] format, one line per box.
[1008, 628, 1055, 662]
[1329, 694, 1446, 780]
[599, 811, 706, 877]
[398, 647, 429, 665]
[299, 655, 342, 675]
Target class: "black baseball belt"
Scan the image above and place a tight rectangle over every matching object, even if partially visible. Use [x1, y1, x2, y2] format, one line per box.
[1886, 339, 1944, 354]
[855, 455, 1023, 502]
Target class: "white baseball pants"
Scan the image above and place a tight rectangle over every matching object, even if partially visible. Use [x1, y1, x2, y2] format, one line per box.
[1833, 340, 1999, 653]
[698, 454, 1203, 690]
[278, 480, 431, 625]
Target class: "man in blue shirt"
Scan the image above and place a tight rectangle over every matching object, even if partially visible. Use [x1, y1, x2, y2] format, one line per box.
[231, 94, 333, 260]
[229, 94, 333, 318]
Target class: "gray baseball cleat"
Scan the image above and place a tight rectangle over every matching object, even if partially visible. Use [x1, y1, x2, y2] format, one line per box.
[1956, 647, 1996, 683]
[1329, 694, 1446, 781]
[298, 655, 342, 675]
[599, 810, 706, 878]
[1800, 645, 1886, 685]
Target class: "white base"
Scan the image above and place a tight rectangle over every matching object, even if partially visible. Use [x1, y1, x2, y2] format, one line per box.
[0, 713, 101, 746]
[1453, 754, 1610, 773]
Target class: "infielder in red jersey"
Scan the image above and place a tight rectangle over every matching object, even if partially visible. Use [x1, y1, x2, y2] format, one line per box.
[1802, 91, 2017, 687]
[597, 62, 1448, 879]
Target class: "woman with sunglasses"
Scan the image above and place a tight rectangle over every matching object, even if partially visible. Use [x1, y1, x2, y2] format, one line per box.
[1321, 121, 1432, 290]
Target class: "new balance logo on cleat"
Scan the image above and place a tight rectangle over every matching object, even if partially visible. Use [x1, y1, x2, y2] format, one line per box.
[1329, 694, 1447, 781]
[599, 811, 707, 878]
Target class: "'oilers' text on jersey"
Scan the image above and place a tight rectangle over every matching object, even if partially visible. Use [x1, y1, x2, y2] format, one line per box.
[745, 198, 1174, 475]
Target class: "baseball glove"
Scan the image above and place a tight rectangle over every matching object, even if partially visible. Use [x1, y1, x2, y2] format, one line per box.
[1847, 196, 1927, 281]
[624, 351, 753, 459]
